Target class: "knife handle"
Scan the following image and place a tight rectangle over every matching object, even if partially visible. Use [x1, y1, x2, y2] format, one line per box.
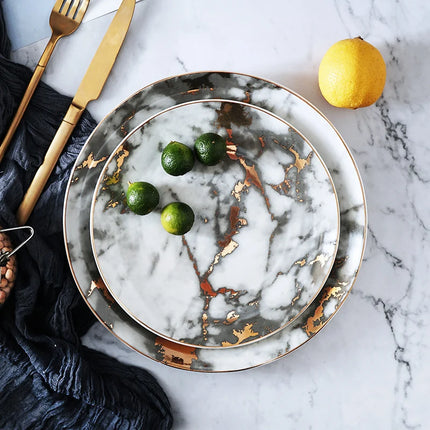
[0, 34, 61, 163]
[16, 103, 85, 226]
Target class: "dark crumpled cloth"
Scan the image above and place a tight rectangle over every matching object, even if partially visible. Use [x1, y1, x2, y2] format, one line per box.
[0, 6, 173, 429]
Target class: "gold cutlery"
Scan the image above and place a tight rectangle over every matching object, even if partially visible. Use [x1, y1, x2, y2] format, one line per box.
[16, 0, 135, 225]
[0, 0, 90, 162]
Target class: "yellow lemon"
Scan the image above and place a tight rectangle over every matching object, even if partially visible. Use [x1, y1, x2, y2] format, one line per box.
[318, 37, 386, 109]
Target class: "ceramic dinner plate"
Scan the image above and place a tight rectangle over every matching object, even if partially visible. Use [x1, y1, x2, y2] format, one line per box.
[64, 71, 366, 372]
[90, 100, 340, 348]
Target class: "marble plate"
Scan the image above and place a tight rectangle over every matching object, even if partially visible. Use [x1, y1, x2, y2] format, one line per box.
[64, 71, 366, 372]
[90, 100, 340, 348]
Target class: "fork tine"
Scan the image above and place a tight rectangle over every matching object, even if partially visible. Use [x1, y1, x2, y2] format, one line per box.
[68, 0, 81, 17]
[52, 0, 65, 13]
[60, 0, 73, 14]
[74, 0, 90, 22]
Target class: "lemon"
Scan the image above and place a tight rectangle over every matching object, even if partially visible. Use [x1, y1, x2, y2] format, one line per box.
[318, 37, 386, 109]
[161, 141, 195, 176]
[194, 133, 226, 166]
[161, 202, 195, 235]
[126, 182, 159, 215]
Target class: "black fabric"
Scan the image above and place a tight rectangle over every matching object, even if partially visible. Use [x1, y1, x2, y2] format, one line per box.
[0, 5, 173, 429]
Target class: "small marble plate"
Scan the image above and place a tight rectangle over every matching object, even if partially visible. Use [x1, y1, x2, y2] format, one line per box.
[90, 100, 339, 348]
[64, 72, 366, 371]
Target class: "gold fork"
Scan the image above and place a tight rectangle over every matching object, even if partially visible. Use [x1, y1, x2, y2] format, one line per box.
[0, 0, 90, 162]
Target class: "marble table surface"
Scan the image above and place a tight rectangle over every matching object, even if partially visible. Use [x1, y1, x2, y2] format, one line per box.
[4, 0, 429, 428]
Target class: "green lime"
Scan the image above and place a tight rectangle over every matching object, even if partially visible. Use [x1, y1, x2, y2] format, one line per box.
[161, 202, 195, 235]
[161, 141, 195, 176]
[194, 132, 226, 166]
[126, 182, 159, 215]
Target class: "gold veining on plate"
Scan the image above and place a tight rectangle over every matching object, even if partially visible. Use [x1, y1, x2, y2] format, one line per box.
[231, 181, 246, 201]
[288, 147, 312, 173]
[202, 312, 209, 340]
[291, 286, 303, 306]
[181, 202, 248, 342]
[103, 145, 130, 186]
[258, 136, 266, 148]
[303, 285, 344, 336]
[95, 145, 130, 211]
[77, 152, 109, 170]
[333, 255, 349, 269]
[63, 71, 367, 369]
[184, 88, 201, 96]
[216, 102, 252, 129]
[155, 337, 198, 370]
[120, 112, 136, 137]
[88, 277, 115, 304]
[310, 253, 331, 268]
[104, 198, 122, 210]
[227, 140, 271, 212]
[221, 323, 259, 347]
[224, 310, 240, 325]
[269, 144, 313, 198]
[103, 321, 114, 330]
[87, 98, 343, 351]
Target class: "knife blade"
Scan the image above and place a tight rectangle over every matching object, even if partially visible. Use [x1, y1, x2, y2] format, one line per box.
[16, 0, 135, 226]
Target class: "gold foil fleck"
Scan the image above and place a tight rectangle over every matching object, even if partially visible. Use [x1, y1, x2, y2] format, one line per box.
[226, 143, 238, 159]
[288, 147, 313, 173]
[334, 256, 349, 269]
[202, 312, 209, 340]
[155, 337, 198, 369]
[186, 88, 200, 95]
[290, 287, 302, 306]
[221, 240, 239, 257]
[77, 152, 108, 170]
[104, 146, 130, 186]
[304, 286, 344, 336]
[104, 198, 122, 210]
[221, 323, 259, 347]
[216, 102, 252, 129]
[120, 111, 136, 137]
[89, 278, 115, 304]
[295, 259, 306, 267]
[258, 136, 266, 148]
[310, 254, 330, 267]
[271, 181, 291, 195]
[87, 282, 97, 297]
[224, 310, 240, 325]
[232, 181, 246, 201]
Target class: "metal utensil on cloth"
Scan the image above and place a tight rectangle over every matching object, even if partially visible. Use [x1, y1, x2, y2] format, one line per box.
[0, 0, 91, 162]
[0, 226, 34, 305]
[16, 0, 135, 225]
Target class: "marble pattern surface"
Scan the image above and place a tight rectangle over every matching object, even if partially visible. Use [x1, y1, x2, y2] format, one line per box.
[7, 0, 430, 428]
[64, 71, 365, 373]
[91, 100, 339, 347]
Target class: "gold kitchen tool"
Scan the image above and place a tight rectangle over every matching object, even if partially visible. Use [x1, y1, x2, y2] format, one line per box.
[16, 0, 135, 226]
[0, 0, 91, 163]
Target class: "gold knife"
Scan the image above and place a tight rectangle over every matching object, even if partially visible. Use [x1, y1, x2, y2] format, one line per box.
[16, 0, 135, 226]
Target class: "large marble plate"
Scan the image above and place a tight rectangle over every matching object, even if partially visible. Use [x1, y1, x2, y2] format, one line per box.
[90, 100, 340, 348]
[64, 71, 366, 372]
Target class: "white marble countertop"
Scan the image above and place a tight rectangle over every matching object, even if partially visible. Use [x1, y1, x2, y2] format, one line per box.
[4, 0, 429, 428]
